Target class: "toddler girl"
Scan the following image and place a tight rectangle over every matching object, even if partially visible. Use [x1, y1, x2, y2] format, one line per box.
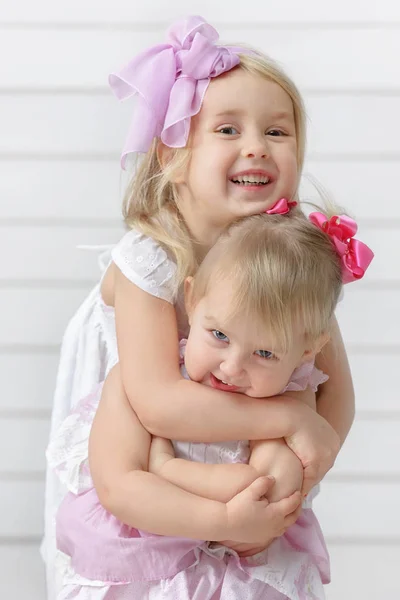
[52, 209, 373, 599]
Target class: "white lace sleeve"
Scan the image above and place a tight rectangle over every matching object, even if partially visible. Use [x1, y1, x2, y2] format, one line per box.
[111, 229, 177, 303]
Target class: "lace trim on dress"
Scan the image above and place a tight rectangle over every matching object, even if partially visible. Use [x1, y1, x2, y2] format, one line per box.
[111, 229, 177, 302]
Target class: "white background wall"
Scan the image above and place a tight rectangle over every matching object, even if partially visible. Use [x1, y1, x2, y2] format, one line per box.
[1, 1, 399, 598]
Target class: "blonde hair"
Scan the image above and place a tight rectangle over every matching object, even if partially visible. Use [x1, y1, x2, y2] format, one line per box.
[191, 212, 343, 353]
[122, 50, 307, 289]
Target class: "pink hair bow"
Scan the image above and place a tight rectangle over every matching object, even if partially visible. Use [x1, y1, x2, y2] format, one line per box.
[309, 212, 374, 283]
[109, 16, 242, 168]
[265, 198, 298, 215]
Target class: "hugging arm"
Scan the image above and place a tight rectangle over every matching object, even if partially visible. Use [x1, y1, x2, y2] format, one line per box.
[89, 367, 301, 545]
[315, 316, 355, 445]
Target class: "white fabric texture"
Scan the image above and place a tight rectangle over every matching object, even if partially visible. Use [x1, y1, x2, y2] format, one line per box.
[42, 229, 178, 600]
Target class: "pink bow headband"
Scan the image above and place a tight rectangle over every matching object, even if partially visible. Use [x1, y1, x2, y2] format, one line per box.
[266, 199, 374, 283]
[109, 16, 249, 168]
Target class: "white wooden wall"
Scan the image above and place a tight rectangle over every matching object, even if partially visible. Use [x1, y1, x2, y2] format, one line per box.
[1, 1, 399, 597]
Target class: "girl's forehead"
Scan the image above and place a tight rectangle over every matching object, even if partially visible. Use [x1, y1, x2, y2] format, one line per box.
[199, 68, 295, 119]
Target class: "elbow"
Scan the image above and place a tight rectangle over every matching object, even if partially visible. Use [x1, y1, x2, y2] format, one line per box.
[94, 477, 120, 516]
[126, 383, 181, 437]
[94, 470, 146, 526]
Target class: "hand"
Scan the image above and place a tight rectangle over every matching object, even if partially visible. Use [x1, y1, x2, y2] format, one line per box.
[148, 436, 175, 475]
[219, 539, 274, 557]
[285, 402, 340, 496]
[225, 476, 302, 544]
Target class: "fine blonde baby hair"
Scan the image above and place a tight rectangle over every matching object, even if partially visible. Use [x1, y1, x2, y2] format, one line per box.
[121, 49, 308, 291]
[191, 211, 343, 354]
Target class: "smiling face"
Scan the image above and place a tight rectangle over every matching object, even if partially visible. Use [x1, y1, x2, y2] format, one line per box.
[174, 67, 299, 242]
[183, 277, 316, 398]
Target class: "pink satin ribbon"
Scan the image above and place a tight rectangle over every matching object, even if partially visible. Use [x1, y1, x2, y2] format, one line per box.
[265, 198, 298, 215]
[309, 212, 374, 283]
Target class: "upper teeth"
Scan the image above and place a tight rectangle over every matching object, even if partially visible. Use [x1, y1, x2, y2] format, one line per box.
[232, 175, 269, 184]
[232, 175, 269, 183]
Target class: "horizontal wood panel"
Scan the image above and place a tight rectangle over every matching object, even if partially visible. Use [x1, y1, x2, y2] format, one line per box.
[1, 94, 400, 157]
[0, 353, 59, 411]
[1, 2, 399, 24]
[326, 544, 400, 599]
[2, 159, 400, 221]
[335, 289, 398, 346]
[0, 287, 394, 346]
[0, 419, 49, 473]
[1, 351, 397, 414]
[349, 353, 399, 412]
[330, 420, 400, 475]
[0, 287, 91, 345]
[0, 481, 44, 536]
[1, 417, 398, 476]
[314, 481, 400, 538]
[0, 546, 45, 598]
[2, 479, 398, 539]
[0, 226, 123, 281]
[1, 29, 400, 90]
[0, 159, 124, 220]
[301, 160, 400, 220]
[0, 224, 392, 282]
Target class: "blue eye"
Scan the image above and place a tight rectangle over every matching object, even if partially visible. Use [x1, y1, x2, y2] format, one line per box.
[255, 349, 274, 359]
[218, 126, 238, 135]
[212, 330, 229, 342]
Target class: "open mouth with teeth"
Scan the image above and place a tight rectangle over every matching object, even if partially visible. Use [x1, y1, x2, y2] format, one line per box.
[210, 373, 240, 392]
[230, 175, 270, 186]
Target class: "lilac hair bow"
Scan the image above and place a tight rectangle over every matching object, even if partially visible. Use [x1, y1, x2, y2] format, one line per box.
[309, 212, 374, 283]
[109, 16, 242, 168]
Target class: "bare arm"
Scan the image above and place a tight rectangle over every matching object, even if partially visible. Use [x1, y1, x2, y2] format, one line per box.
[249, 439, 303, 502]
[89, 372, 226, 540]
[114, 268, 318, 442]
[89, 368, 301, 544]
[148, 388, 314, 505]
[111, 267, 339, 491]
[148, 437, 260, 503]
[315, 316, 355, 445]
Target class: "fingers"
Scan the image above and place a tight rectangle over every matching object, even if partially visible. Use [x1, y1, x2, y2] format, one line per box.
[272, 490, 302, 517]
[247, 476, 275, 500]
[283, 502, 303, 528]
[301, 466, 318, 496]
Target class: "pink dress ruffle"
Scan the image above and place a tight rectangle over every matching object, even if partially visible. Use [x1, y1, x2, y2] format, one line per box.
[48, 351, 330, 599]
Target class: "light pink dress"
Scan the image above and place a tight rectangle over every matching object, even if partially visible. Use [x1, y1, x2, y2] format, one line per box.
[46, 229, 330, 600]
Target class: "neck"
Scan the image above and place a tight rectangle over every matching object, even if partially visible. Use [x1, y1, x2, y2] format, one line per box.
[177, 191, 226, 264]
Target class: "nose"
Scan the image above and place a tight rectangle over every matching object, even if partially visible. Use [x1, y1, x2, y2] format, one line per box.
[241, 133, 269, 159]
[220, 353, 246, 380]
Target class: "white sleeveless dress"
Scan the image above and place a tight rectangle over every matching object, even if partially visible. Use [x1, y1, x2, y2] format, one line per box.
[43, 229, 181, 599]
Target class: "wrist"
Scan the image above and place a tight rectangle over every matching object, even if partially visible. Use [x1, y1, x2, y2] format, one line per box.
[149, 452, 174, 476]
[204, 502, 230, 541]
[276, 395, 306, 438]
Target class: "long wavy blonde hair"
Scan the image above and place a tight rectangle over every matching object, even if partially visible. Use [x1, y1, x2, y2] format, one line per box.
[121, 51, 307, 291]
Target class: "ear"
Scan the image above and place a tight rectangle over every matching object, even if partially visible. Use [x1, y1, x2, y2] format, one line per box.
[300, 332, 330, 363]
[184, 276, 195, 324]
[156, 141, 186, 184]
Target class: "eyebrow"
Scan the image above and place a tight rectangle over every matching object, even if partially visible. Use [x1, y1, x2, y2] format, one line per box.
[214, 109, 293, 121]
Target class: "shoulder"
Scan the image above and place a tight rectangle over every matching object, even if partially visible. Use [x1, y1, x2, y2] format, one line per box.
[111, 228, 177, 303]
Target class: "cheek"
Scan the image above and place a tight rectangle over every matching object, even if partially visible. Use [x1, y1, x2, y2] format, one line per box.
[252, 364, 292, 395]
[184, 342, 209, 381]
